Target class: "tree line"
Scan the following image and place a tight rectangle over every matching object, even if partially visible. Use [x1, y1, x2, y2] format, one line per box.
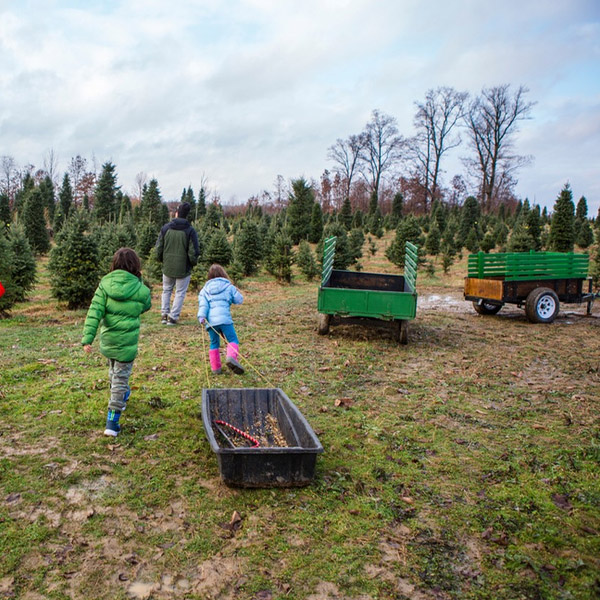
[0, 151, 598, 317]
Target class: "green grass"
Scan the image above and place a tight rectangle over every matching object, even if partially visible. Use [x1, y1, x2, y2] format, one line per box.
[1, 242, 599, 599]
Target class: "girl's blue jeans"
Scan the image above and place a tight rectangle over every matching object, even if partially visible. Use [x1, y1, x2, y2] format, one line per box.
[208, 323, 239, 350]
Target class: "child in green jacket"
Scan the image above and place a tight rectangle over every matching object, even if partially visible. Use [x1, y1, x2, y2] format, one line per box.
[82, 248, 151, 437]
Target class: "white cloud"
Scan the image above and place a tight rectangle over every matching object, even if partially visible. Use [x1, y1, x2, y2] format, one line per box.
[0, 0, 598, 213]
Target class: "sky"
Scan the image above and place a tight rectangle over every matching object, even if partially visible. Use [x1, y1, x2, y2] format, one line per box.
[1, 0, 599, 214]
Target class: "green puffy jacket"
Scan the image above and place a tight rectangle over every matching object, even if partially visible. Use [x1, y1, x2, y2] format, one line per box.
[81, 270, 152, 363]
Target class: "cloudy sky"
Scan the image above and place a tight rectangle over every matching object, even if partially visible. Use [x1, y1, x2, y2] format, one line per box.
[1, 0, 599, 213]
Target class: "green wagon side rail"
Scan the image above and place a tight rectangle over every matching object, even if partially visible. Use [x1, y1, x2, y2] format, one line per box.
[404, 241, 418, 290]
[321, 236, 337, 286]
[468, 250, 589, 282]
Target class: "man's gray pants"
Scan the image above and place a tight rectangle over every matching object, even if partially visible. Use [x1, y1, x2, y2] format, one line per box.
[161, 274, 191, 322]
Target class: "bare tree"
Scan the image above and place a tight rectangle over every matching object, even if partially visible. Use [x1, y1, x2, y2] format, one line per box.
[69, 155, 88, 206]
[327, 134, 363, 203]
[359, 109, 406, 203]
[0, 155, 19, 202]
[411, 87, 467, 208]
[134, 171, 148, 204]
[43, 148, 59, 186]
[463, 84, 535, 210]
[273, 174, 287, 210]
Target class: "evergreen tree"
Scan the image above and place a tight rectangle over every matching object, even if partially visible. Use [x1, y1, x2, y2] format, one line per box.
[94, 162, 119, 223]
[367, 190, 378, 216]
[465, 227, 480, 253]
[386, 215, 423, 267]
[318, 223, 354, 270]
[0, 193, 10, 229]
[137, 222, 160, 259]
[367, 206, 384, 237]
[527, 204, 542, 250]
[94, 222, 138, 273]
[479, 231, 496, 253]
[203, 202, 223, 231]
[550, 184, 575, 252]
[0, 234, 19, 316]
[119, 194, 133, 221]
[388, 192, 404, 230]
[425, 222, 441, 256]
[39, 175, 55, 224]
[296, 240, 319, 280]
[575, 196, 588, 220]
[234, 221, 262, 275]
[205, 228, 233, 266]
[347, 228, 364, 265]
[197, 186, 207, 219]
[576, 220, 594, 248]
[458, 196, 481, 247]
[308, 202, 324, 243]
[265, 231, 294, 282]
[339, 196, 353, 231]
[590, 244, 600, 287]
[286, 178, 315, 244]
[493, 221, 510, 250]
[351, 210, 364, 230]
[48, 212, 100, 309]
[58, 174, 73, 222]
[14, 173, 35, 216]
[7, 224, 36, 301]
[138, 179, 164, 229]
[22, 188, 50, 255]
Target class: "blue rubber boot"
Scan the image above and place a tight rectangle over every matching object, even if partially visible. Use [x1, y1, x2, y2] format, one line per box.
[104, 409, 122, 437]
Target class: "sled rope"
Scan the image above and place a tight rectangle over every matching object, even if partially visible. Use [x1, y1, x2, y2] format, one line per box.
[214, 419, 260, 447]
[200, 324, 211, 388]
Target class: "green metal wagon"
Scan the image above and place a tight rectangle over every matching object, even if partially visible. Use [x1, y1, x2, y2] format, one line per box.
[317, 237, 418, 344]
[464, 250, 596, 323]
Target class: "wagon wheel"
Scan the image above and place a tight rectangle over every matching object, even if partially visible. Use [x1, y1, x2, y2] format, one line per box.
[525, 288, 560, 323]
[317, 313, 331, 335]
[394, 320, 409, 345]
[472, 300, 503, 315]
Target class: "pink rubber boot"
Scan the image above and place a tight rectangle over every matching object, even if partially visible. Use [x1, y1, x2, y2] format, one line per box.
[226, 343, 244, 374]
[209, 349, 222, 374]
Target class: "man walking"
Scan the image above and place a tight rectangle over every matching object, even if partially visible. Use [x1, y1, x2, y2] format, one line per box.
[155, 202, 200, 325]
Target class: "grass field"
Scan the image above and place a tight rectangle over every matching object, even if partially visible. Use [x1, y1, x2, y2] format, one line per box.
[1, 238, 599, 600]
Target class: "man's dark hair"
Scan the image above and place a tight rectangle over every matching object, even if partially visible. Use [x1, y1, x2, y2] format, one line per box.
[177, 202, 191, 219]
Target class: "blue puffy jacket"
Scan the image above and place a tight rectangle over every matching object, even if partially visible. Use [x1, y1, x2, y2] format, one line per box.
[197, 277, 243, 327]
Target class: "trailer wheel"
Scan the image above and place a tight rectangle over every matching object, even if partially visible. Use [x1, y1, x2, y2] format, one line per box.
[317, 313, 331, 335]
[472, 300, 503, 315]
[525, 288, 559, 323]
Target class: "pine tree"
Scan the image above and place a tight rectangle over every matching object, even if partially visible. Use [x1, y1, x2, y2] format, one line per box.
[48, 212, 100, 309]
[234, 221, 262, 276]
[0, 234, 19, 316]
[22, 188, 50, 255]
[286, 178, 315, 244]
[550, 184, 575, 252]
[94, 162, 119, 223]
[59, 173, 73, 221]
[0, 193, 10, 229]
[197, 186, 207, 219]
[386, 215, 423, 267]
[458, 196, 481, 247]
[138, 179, 164, 229]
[339, 196, 352, 231]
[318, 223, 353, 270]
[425, 222, 441, 256]
[348, 228, 365, 264]
[308, 202, 324, 243]
[527, 204, 542, 250]
[479, 231, 496, 253]
[576, 220, 594, 248]
[119, 194, 133, 221]
[265, 231, 294, 282]
[39, 175, 55, 224]
[205, 228, 233, 266]
[465, 227, 480, 253]
[388, 192, 404, 230]
[367, 206, 384, 237]
[296, 240, 319, 280]
[7, 224, 36, 301]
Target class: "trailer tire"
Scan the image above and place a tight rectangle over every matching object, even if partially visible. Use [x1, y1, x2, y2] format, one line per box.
[472, 300, 503, 315]
[525, 288, 559, 323]
[317, 313, 331, 335]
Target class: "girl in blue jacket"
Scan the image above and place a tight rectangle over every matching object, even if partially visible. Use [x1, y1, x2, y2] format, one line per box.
[197, 264, 244, 374]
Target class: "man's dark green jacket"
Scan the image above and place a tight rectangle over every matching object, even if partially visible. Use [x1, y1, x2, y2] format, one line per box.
[155, 218, 199, 278]
[81, 270, 151, 363]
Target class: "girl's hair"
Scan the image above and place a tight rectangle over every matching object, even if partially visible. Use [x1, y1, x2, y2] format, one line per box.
[110, 248, 142, 278]
[207, 264, 229, 280]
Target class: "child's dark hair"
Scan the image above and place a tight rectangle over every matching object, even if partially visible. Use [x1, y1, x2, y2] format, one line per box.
[207, 264, 229, 280]
[110, 248, 142, 278]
